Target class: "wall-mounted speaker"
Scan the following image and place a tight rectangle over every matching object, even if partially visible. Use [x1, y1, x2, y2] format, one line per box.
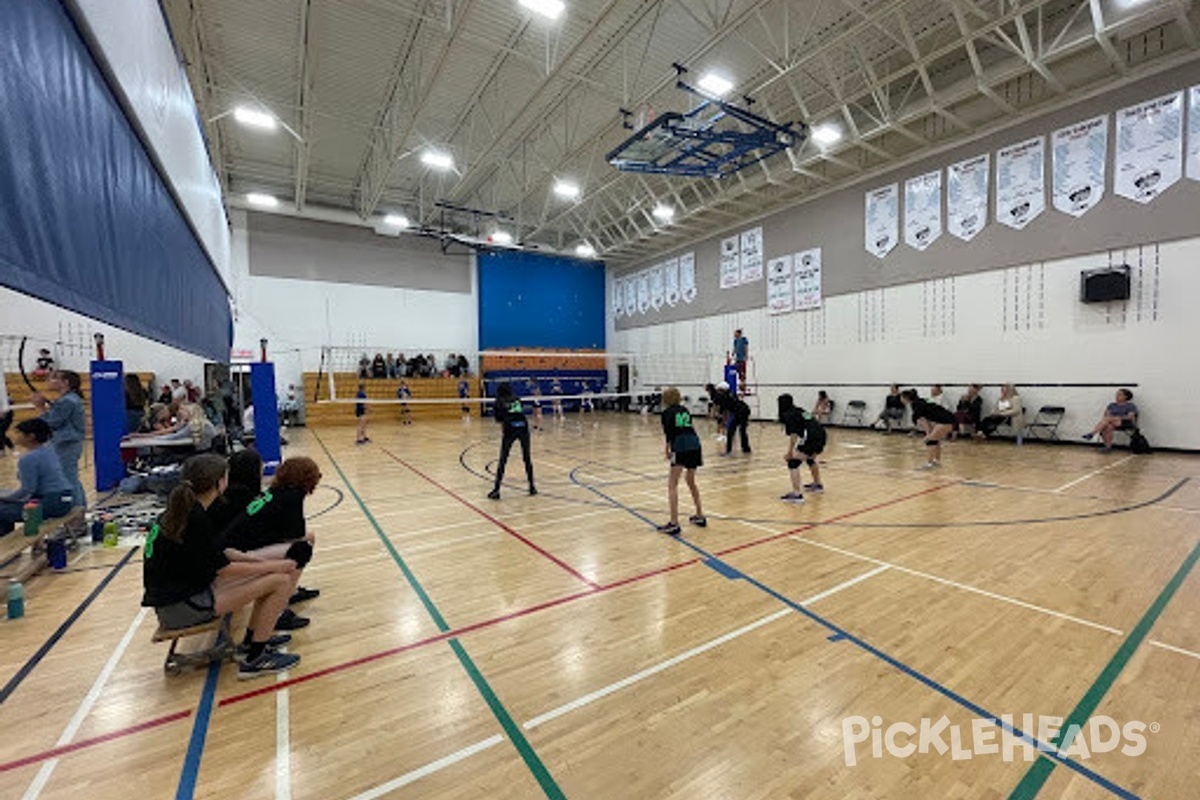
[1080, 265, 1131, 303]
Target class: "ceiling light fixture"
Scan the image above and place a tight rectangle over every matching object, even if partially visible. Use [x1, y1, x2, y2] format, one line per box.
[811, 124, 842, 146]
[553, 180, 581, 200]
[491, 230, 514, 245]
[697, 72, 734, 98]
[652, 203, 674, 221]
[421, 150, 454, 170]
[233, 106, 277, 130]
[519, 0, 565, 20]
[575, 242, 597, 258]
[246, 192, 279, 208]
[383, 214, 409, 228]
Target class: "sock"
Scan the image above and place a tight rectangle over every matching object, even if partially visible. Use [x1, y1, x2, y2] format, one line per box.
[245, 641, 267, 662]
[243, 629, 255, 646]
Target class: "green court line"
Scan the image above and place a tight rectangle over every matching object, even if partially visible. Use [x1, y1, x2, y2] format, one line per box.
[1009, 479, 1197, 800]
[312, 432, 567, 798]
[450, 639, 567, 800]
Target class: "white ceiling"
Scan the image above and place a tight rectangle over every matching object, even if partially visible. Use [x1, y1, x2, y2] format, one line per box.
[163, 0, 1200, 266]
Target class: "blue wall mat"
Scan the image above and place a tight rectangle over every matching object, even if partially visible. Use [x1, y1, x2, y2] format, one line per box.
[89, 360, 127, 491]
[0, 0, 231, 361]
[477, 251, 606, 350]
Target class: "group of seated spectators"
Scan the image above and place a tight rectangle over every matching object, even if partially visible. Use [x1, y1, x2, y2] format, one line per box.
[865, 382, 1024, 438]
[141, 450, 321, 679]
[125, 375, 232, 456]
[359, 352, 470, 379]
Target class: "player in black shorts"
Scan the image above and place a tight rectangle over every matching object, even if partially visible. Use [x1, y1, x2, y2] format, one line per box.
[711, 382, 751, 454]
[488, 382, 536, 499]
[901, 389, 955, 469]
[657, 387, 706, 535]
[778, 394, 826, 503]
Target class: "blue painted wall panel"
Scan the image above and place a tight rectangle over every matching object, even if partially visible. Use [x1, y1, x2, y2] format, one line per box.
[477, 251, 605, 350]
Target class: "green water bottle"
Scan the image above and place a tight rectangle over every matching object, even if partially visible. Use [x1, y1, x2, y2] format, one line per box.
[7, 581, 24, 619]
[22, 502, 41, 538]
[103, 519, 119, 548]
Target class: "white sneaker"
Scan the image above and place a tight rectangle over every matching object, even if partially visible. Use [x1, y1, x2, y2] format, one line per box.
[919, 461, 941, 470]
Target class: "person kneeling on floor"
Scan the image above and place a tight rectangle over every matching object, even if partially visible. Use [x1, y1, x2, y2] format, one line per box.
[142, 454, 301, 679]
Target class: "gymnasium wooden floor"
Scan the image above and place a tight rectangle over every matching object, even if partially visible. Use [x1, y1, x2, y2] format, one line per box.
[1, 413, 1198, 800]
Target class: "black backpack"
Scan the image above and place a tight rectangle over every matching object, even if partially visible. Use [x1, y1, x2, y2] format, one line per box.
[1129, 430, 1151, 454]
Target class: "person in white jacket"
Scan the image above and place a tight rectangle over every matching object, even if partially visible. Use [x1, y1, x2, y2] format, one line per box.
[976, 384, 1025, 439]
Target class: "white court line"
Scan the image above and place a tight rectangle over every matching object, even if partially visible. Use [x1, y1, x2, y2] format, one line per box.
[345, 735, 504, 800]
[1054, 455, 1134, 493]
[1147, 640, 1200, 661]
[523, 564, 889, 731]
[22, 608, 149, 800]
[276, 673, 291, 800]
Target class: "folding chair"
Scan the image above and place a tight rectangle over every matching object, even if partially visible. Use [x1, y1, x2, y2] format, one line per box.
[842, 400, 867, 427]
[1025, 405, 1066, 441]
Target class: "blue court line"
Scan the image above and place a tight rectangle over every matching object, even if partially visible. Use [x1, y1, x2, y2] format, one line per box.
[0, 546, 138, 705]
[175, 660, 221, 800]
[572, 473, 1142, 800]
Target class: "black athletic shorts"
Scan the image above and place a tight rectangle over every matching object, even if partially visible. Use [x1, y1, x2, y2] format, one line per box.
[671, 448, 703, 469]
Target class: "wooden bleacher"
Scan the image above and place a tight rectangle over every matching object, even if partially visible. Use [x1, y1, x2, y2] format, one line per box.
[302, 373, 481, 425]
[4, 371, 156, 437]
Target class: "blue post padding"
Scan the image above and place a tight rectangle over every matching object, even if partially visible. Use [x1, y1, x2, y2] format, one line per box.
[250, 363, 281, 474]
[89, 360, 126, 491]
[723, 364, 738, 396]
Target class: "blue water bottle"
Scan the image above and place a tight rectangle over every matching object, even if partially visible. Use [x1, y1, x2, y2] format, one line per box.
[7, 581, 25, 620]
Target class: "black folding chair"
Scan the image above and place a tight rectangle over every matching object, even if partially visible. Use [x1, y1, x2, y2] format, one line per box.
[842, 400, 868, 427]
[1025, 405, 1066, 441]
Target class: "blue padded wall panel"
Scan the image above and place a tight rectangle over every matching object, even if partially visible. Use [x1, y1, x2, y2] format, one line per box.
[0, 0, 231, 361]
[477, 251, 605, 350]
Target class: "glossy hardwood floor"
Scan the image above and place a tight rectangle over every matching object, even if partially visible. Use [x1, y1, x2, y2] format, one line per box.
[1, 413, 1198, 800]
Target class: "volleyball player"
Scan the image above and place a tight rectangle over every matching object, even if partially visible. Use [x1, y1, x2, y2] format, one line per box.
[528, 382, 544, 430]
[656, 387, 705, 535]
[778, 394, 826, 502]
[550, 377, 565, 421]
[354, 383, 369, 444]
[901, 389, 955, 469]
[488, 382, 536, 499]
[396, 379, 412, 425]
[458, 378, 471, 420]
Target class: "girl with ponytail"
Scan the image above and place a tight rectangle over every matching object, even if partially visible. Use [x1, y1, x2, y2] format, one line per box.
[142, 453, 303, 679]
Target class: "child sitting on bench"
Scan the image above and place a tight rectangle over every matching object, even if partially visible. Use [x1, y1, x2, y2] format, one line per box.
[0, 419, 74, 536]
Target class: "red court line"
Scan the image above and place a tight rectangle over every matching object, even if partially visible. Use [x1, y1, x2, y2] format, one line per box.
[0, 482, 947, 771]
[713, 482, 955, 557]
[0, 709, 192, 773]
[382, 447, 602, 589]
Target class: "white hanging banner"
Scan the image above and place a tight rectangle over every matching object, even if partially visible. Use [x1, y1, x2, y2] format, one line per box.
[793, 248, 822, 311]
[1115, 91, 1184, 203]
[946, 154, 989, 241]
[903, 171, 942, 251]
[864, 184, 898, 258]
[739, 226, 764, 283]
[611, 279, 623, 318]
[720, 236, 740, 288]
[664, 258, 680, 306]
[649, 264, 665, 310]
[766, 255, 793, 315]
[679, 252, 697, 303]
[636, 271, 650, 315]
[1052, 115, 1108, 217]
[1188, 85, 1200, 181]
[622, 277, 636, 318]
[995, 136, 1045, 229]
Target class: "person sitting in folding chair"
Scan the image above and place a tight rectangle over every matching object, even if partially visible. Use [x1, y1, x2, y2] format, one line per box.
[1083, 389, 1138, 453]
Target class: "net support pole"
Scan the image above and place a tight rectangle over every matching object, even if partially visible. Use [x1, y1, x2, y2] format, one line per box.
[89, 359, 126, 491]
[251, 362, 283, 475]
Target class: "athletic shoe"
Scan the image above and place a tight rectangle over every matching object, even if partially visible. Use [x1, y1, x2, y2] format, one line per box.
[1081, 432, 1095, 440]
[237, 650, 301, 680]
[289, 586, 320, 605]
[918, 461, 941, 470]
[741, 448, 752, 454]
[487, 489, 501, 500]
[275, 609, 311, 631]
[656, 522, 682, 536]
[528, 486, 538, 496]
[688, 514, 707, 527]
[780, 492, 805, 503]
[235, 634, 291, 663]
[1099, 446, 1113, 453]
[803, 483, 824, 493]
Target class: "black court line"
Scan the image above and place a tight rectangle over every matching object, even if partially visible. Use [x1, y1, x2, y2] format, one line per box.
[0, 547, 139, 705]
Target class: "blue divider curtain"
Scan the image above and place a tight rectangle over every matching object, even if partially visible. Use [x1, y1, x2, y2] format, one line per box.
[0, 0, 231, 361]
[477, 250, 606, 350]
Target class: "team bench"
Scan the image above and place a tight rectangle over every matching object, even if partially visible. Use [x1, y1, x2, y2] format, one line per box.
[0, 508, 86, 586]
[151, 614, 234, 675]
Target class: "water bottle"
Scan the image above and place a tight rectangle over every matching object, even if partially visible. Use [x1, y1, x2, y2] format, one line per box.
[7, 582, 24, 619]
[103, 520, 119, 548]
[91, 516, 105, 544]
[22, 502, 41, 538]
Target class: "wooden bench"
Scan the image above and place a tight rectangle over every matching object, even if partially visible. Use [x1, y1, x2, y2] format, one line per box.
[1, 508, 86, 586]
[151, 614, 234, 675]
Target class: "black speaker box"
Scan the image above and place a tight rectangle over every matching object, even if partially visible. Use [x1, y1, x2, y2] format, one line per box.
[1080, 265, 1131, 303]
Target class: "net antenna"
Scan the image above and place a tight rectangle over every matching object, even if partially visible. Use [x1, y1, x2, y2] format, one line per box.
[606, 64, 807, 179]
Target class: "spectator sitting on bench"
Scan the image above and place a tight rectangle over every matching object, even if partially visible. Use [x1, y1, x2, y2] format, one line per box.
[1083, 389, 1138, 453]
[872, 384, 906, 432]
[142, 454, 301, 679]
[952, 384, 983, 440]
[813, 391, 834, 424]
[976, 383, 1024, 439]
[0, 419, 74, 536]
